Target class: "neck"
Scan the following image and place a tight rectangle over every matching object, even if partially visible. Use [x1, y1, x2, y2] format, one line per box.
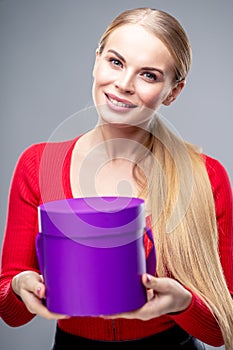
[94, 121, 152, 161]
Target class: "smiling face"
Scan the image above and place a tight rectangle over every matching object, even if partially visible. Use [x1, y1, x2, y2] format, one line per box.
[92, 24, 184, 128]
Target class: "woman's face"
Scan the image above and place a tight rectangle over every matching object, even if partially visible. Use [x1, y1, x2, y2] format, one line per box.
[92, 24, 184, 127]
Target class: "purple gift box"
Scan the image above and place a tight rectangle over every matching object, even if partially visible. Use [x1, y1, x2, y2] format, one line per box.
[36, 196, 156, 316]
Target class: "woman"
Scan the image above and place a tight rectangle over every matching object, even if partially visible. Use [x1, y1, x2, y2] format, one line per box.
[1, 7, 232, 350]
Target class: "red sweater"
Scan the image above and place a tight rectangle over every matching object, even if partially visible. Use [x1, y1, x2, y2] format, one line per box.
[0, 138, 232, 346]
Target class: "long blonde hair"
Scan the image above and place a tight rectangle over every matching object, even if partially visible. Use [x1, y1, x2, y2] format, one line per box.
[98, 7, 233, 348]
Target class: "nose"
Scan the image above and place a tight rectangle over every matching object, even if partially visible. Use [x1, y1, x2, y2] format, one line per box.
[114, 70, 135, 94]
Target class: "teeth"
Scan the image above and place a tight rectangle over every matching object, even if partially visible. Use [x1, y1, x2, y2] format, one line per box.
[109, 96, 133, 108]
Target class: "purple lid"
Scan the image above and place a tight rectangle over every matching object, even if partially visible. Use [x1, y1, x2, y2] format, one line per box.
[38, 196, 146, 248]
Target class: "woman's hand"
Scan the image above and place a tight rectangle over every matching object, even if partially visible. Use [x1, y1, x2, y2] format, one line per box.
[11, 271, 68, 320]
[105, 273, 192, 320]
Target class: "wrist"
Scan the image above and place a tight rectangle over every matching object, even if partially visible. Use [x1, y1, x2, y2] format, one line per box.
[11, 270, 36, 297]
[12, 273, 24, 296]
[180, 289, 192, 312]
[12, 275, 21, 298]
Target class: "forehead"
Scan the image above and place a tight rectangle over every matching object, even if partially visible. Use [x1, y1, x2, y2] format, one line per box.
[103, 24, 174, 68]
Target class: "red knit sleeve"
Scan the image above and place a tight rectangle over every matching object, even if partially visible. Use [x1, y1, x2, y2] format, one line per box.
[206, 157, 233, 290]
[0, 144, 44, 327]
[169, 155, 233, 346]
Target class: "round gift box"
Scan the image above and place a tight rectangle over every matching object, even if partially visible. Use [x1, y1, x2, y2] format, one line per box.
[36, 196, 155, 316]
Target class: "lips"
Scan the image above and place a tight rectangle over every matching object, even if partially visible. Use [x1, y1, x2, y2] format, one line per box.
[105, 93, 137, 109]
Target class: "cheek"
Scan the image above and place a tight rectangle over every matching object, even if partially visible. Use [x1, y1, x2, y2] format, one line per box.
[92, 68, 111, 105]
[138, 88, 162, 109]
[93, 62, 114, 86]
[138, 84, 169, 109]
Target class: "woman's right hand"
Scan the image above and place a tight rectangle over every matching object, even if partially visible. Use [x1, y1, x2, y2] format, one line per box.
[11, 271, 68, 320]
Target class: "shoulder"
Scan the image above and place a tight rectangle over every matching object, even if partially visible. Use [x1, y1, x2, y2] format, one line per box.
[202, 153, 232, 203]
[202, 154, 232, 187]
[12, 138, 79, 183]
[18, 138, 79, 164]
[18, 142, 46, 161]
[203, 154, 228, 174]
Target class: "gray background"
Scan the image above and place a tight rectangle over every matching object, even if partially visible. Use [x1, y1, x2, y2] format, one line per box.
[1, 0, 232, 349]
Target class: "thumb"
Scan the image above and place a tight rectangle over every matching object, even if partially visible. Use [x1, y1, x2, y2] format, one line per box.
[143, 274, 174, 295]
[34, 275, 46, 299]
[142, 274, 164, 291]
[142, 273, 156, 287]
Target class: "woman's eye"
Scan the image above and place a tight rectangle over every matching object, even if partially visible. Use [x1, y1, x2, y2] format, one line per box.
[109, 58, 123, 68]
[143, 72, 157, 81]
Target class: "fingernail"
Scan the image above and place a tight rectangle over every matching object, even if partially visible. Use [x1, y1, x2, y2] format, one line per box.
[146, 274, 151, 283]
[37, 287, 41, 296]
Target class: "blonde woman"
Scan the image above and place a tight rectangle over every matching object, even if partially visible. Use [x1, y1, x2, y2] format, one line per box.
[1, 7, 232, 350]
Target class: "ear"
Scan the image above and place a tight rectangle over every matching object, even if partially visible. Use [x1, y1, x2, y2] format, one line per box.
[92, 49, 100, 78]
[163, 80, 186, 106]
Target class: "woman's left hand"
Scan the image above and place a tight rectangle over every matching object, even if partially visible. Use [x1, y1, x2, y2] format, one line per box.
[105, 273, 192, 320]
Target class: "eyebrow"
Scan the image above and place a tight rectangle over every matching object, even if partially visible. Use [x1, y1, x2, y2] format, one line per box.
[107, 49, 164, 76]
